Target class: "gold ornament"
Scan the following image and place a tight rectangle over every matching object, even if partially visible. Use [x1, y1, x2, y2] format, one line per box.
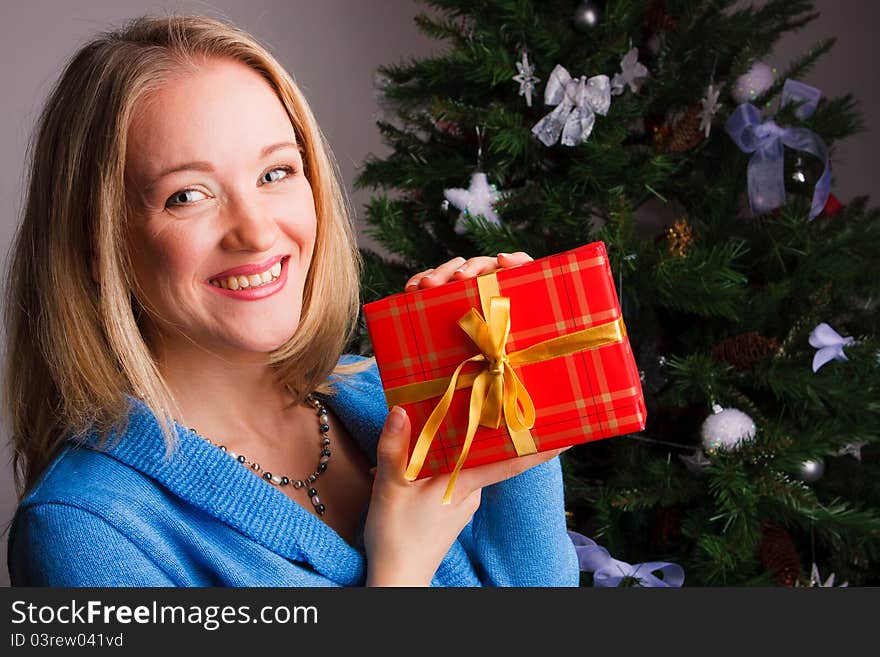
[665, 217, 694, 257]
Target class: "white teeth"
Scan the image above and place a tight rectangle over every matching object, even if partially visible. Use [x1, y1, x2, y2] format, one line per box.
[211, 259, 284, 291]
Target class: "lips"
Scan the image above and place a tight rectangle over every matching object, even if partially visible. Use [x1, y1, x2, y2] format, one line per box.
[207, 254, 290, 300]
[208, 254, 287, 281]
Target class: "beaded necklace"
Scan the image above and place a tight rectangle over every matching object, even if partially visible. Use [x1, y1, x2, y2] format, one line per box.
[194, 393, 332, 516]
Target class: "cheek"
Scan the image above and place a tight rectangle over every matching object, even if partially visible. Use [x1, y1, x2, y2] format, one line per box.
[274, 184, 318, 255]
[298, 186, 319, 245]
[129, 225, 207, 293]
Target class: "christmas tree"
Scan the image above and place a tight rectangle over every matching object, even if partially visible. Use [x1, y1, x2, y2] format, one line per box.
[354, 0, 880, 586]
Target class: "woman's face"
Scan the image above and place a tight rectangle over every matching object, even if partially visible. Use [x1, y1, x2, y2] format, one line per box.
[124, 58, 316, 359]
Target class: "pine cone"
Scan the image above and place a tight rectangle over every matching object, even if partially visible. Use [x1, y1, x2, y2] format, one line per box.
[662, 105, 704, 153]
[759, 523, 802, 586]
[712, 332, 780, 370]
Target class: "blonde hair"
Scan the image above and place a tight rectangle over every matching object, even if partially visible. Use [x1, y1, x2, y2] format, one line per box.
[3, 14, 368, 496]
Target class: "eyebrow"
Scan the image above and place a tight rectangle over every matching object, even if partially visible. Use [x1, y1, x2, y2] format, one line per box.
[144, 140, 300, 191]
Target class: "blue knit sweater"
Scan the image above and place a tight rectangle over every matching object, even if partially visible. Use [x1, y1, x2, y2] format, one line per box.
[8, 358, 579, 587]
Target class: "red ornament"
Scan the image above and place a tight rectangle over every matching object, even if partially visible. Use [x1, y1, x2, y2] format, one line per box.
[435, 119, 462, 137]
[822, 193, 842, 217]
[759, 523, 802, 586]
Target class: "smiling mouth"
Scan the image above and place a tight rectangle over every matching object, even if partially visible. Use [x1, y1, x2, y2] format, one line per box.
[209, 256, 290, 290]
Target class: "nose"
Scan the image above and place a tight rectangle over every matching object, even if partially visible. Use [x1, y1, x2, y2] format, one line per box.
[219, 190, 278, 252]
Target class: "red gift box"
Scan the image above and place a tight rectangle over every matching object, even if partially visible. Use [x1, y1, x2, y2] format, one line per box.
[363, 242, 646, 502]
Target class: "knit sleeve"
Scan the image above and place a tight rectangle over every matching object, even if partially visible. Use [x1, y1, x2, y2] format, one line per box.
[460, 455, 580, 587]
[9, 503, 176, 586]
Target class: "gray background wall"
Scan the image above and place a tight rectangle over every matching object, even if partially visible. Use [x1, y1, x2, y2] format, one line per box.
[1, 0, 876, 587]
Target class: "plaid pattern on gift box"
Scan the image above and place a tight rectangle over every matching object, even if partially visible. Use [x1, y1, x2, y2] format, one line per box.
[363, 241, 646, 479]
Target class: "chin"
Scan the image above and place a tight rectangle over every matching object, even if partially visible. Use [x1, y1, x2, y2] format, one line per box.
[251, 320, 301, 353]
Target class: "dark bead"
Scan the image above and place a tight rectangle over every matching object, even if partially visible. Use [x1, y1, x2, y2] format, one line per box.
[308, 487, 318, 497]
[319, 407, 328, 416]
[281, 477, 289, 486]
[320, 423, 330, 433]
[322, 449, 331, 457]
[237, 455, 246, 463]
[318, 463, 327, 472]
[263, 472, 272, 481]
[219, 445, 227, 451]
[316, 504, 326, 515]
[251, 463, 260, 471]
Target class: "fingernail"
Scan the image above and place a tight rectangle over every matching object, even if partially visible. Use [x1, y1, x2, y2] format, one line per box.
[385, 406, 406, 432]
[454, 265, 467, 274]
[498, 252, 509, 258]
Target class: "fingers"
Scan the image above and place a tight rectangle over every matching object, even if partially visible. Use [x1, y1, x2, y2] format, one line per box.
[452, 446, 568, 493]
[404, 268, 435, 292]
[405, 257, 464, 291]
[450, 256, 499, 281]
[374, 406, 412, 484]
[496, 251, 533, 267]
[405, 252, 535, 292]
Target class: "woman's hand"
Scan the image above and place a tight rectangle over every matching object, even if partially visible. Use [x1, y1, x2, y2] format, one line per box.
[363, 406, 565, 587]
[404, 252, 533, 292]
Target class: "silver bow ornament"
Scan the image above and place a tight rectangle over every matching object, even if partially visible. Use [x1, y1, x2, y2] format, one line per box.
[809, 322, 855, 373]
[531, 64, 611, 147]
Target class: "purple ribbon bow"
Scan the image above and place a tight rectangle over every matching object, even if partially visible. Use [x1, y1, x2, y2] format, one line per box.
[568, 531, 685, 587]
[725, 79, 831, 220]
[809, 322, 855, 372]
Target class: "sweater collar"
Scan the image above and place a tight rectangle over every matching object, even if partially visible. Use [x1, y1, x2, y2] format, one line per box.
[80, 392, 369, 585]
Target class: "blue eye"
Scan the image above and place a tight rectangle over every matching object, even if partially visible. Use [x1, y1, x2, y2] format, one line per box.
[165, 189, 208, 208]
[261, 166, 294, 184]
[165, 166, 295, 208]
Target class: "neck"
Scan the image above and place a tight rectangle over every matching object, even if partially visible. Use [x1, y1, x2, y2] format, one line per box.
[149, 336, 299, 448]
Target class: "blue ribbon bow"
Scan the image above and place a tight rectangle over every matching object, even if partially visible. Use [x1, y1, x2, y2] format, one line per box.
[568, 531, 685, 587]
[725, 79, 831, 220]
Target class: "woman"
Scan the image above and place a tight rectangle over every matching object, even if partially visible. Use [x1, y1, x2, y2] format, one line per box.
[4, 14, 578, 586]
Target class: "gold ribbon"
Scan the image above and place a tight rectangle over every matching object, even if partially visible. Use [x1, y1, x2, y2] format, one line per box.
[389, 271, 627, 504]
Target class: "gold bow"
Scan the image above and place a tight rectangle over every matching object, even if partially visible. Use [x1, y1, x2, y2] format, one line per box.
[388, 271, 627, 504]
[402, 293, 538, 504]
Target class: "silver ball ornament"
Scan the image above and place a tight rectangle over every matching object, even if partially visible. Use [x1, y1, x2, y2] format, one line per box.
[701, 404, 756, 452]
[731, 61, 777, 104]
[573, 1, 601, 32]
[796, 458, 825, 482]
